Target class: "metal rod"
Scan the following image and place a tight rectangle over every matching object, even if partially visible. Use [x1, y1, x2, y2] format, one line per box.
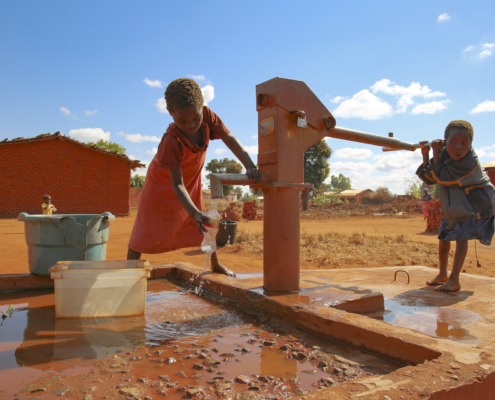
[210, 174, 252, 199]
[382, 142, 433, 152]
[328, 126, 417, 152]
[392, 270, 410, 284]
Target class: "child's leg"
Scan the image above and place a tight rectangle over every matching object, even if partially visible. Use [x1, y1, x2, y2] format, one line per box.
[427, 240, 450, 285]
[210, 251, 236, 277]
[127, 248, 142, 260]
[436, 240, 468, 292]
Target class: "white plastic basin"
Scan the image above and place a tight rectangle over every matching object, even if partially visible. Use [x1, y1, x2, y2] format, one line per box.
[50, 260, 151, 318]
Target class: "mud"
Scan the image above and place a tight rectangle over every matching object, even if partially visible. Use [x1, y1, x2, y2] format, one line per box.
[0, 280, 398, 398]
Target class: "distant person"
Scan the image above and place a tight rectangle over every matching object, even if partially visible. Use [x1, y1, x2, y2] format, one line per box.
[127, 78, 260, 276]
[417, 120, 495, 292]
[42, 195, 57, 215]
[422, 188, 432, 220]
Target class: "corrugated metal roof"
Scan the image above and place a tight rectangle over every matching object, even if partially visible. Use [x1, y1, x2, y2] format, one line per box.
[0, 132, 145, 170]
[481, 160, 495, 169]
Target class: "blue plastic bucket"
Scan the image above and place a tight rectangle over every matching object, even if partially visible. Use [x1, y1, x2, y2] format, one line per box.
[17, 212, 115, 276]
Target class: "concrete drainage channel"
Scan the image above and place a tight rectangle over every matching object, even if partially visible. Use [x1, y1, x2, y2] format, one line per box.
[1, 264, 495, 399]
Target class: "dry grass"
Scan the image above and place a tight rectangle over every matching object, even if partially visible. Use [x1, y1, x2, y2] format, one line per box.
[226, 229, 451, 268]
[300, 200, 423, 220]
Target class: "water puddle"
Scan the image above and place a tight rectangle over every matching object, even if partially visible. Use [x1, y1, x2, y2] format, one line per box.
[0, 280, 399, 399]
[366, 295, 483, 344]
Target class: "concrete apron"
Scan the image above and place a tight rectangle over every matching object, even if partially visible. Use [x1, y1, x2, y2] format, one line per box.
[2, 264, 495, 399]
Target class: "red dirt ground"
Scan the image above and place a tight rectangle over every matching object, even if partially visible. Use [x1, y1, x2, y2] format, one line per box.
[2, 214, 494, 277]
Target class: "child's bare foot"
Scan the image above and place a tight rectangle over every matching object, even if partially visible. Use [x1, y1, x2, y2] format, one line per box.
[211, 263, 236, 277]
[426, 273, 448, 286]
[435, 280, 461, 292]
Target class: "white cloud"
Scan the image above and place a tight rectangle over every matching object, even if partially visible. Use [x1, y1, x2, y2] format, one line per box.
[371, 79, 446, 113]
[133, 161, 151, 177]
[68, 127, 110, 142]
[85, 109, 98, 116]
[330, 96, 346, 104]
[118, 132, 161, 143]
[464, 45, 474, 52]
[188, 74, 207, 83]
[201, 85, 215, 106]
[437, 13, 450, 22]
[471, 100, 495, 114]
[334, 148, 373, 160]
[411, 100, 449, 115]
[475, 145, 495, 158]
[244, 145, 258, 155]
[332, 90, 393, 120]
[215, 148, 227, 154]
[327, 150, 424, 194]
[60, 107, 78, 120]
[155, 97, 168, 114]
[146, 147, 158, 155]
[143, 78, 163, 88]
[478, 43, 495, 59]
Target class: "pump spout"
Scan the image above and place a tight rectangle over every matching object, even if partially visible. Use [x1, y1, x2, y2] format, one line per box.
[328, 126, 417, 152]
[210, 173, 252, 199]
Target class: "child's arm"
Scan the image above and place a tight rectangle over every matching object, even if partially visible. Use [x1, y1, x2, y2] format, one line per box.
[169, 167, 210, 234]
[221, 134, 261, 183]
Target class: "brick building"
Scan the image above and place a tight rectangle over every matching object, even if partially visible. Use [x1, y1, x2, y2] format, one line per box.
[482, 160, 495, 186]
[0, 132, 143, 217]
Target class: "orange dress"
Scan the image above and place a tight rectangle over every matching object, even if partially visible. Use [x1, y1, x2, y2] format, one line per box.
[128, 106, 230, 254]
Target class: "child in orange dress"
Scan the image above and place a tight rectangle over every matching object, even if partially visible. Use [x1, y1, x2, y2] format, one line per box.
[128, 78, 260, 276]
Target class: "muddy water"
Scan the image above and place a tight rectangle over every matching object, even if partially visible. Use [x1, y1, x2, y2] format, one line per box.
[366, 296, 483, 344]
[0, 280, 398, 399]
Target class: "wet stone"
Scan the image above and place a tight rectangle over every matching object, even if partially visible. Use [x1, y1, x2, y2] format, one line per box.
[263, 341, 275, 346]
[296, 352, 307, 360]
[241, 348, 251, 353]
[212, 348, 220, 353]
[176, 386, 186, 392]
[192, 363, 204, 370]
[154, 350, 164, 355]
[247, 340, 257, 344]
[150, 358, 164, 363]
[176, 371, 188, 378]
[203, 356, 221, 367]
[101, 368, 129, 374]
[121, 375, 135, 382]
[137, 377, 150, 383]
[206, 367, 216, 373]
[220, 352, 235, 357]
[222, 358, 232, 362]
[165, 357, 176, 364]
[30, 389, 46, 393]
[289, 376, 300, 385]
[158, 375, 170, 382]
[302, 370, 318, 375]
[293, 388, 308, 395]
[166, 382, 178, 388]
[144, 353, 152, 357]
[185, 388, 203, 398]
[151, 381, 164, 388]
[120, 387, 141, 397]
[184, 354, 196, 359]
[217, 371, 226, 375]
[51, 387, 69, 396]
[279, 344, 290, 351]
[235, 375, 250, 384]
[318, 361, 329, 369]
[193, 373, 203, 379]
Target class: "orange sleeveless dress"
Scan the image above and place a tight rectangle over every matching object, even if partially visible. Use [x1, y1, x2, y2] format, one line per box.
[128, 106, 229, 254]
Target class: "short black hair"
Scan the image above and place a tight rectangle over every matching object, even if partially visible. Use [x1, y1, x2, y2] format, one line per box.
[444, 120, 474, 141]
[164, 78, 204, 113]
[44, 195, 50, 198]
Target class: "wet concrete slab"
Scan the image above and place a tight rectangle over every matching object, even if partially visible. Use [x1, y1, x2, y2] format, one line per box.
[154, 263, 495, 399]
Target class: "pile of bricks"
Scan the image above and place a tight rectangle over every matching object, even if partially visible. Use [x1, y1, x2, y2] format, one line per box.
[426, 199, 443, 232]
[242, 201, 259, 221]
[221, 202, 241, 222]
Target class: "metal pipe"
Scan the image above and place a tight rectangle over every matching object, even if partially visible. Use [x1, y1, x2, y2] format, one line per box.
[382, 141, 433, 152]
[210, 174, 251, 198]
[328, 126, 417, 152]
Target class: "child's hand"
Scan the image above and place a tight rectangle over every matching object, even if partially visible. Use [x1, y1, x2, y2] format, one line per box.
[420, 141, 430, 156]
[431, 139, 445, 152]
[246, 167, 261, 184]
[193, 211, 211, 234]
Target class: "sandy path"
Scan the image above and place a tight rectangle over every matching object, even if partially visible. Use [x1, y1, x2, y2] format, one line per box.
[2, 214, 494, 277]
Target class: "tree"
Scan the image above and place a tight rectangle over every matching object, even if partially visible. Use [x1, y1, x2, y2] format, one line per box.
[130, 175, 145, 188]
[302, 140, 332, 210]
[404, 175, 434, 200]
[87, 139, 126, 155]
[205, 158, 243, 196]
[330, 174, 352, 191]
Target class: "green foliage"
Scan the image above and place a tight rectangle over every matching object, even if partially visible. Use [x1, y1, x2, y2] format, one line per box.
[1, 304, 13, 325]
[233, 187, 244, 197]
[312, 194, 342, 204]
[404, 176, 423, 200]
[433, 184, 441, 199]
[205, 158, 243, 196]
[330, 173, 352, 191]
[304, 140, 332, 189]
[87, 139, 126, 155]
[130, 175, 145, 188]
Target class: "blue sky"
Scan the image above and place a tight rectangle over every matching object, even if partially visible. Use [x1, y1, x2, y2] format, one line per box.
[1, 1, 494, 194]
